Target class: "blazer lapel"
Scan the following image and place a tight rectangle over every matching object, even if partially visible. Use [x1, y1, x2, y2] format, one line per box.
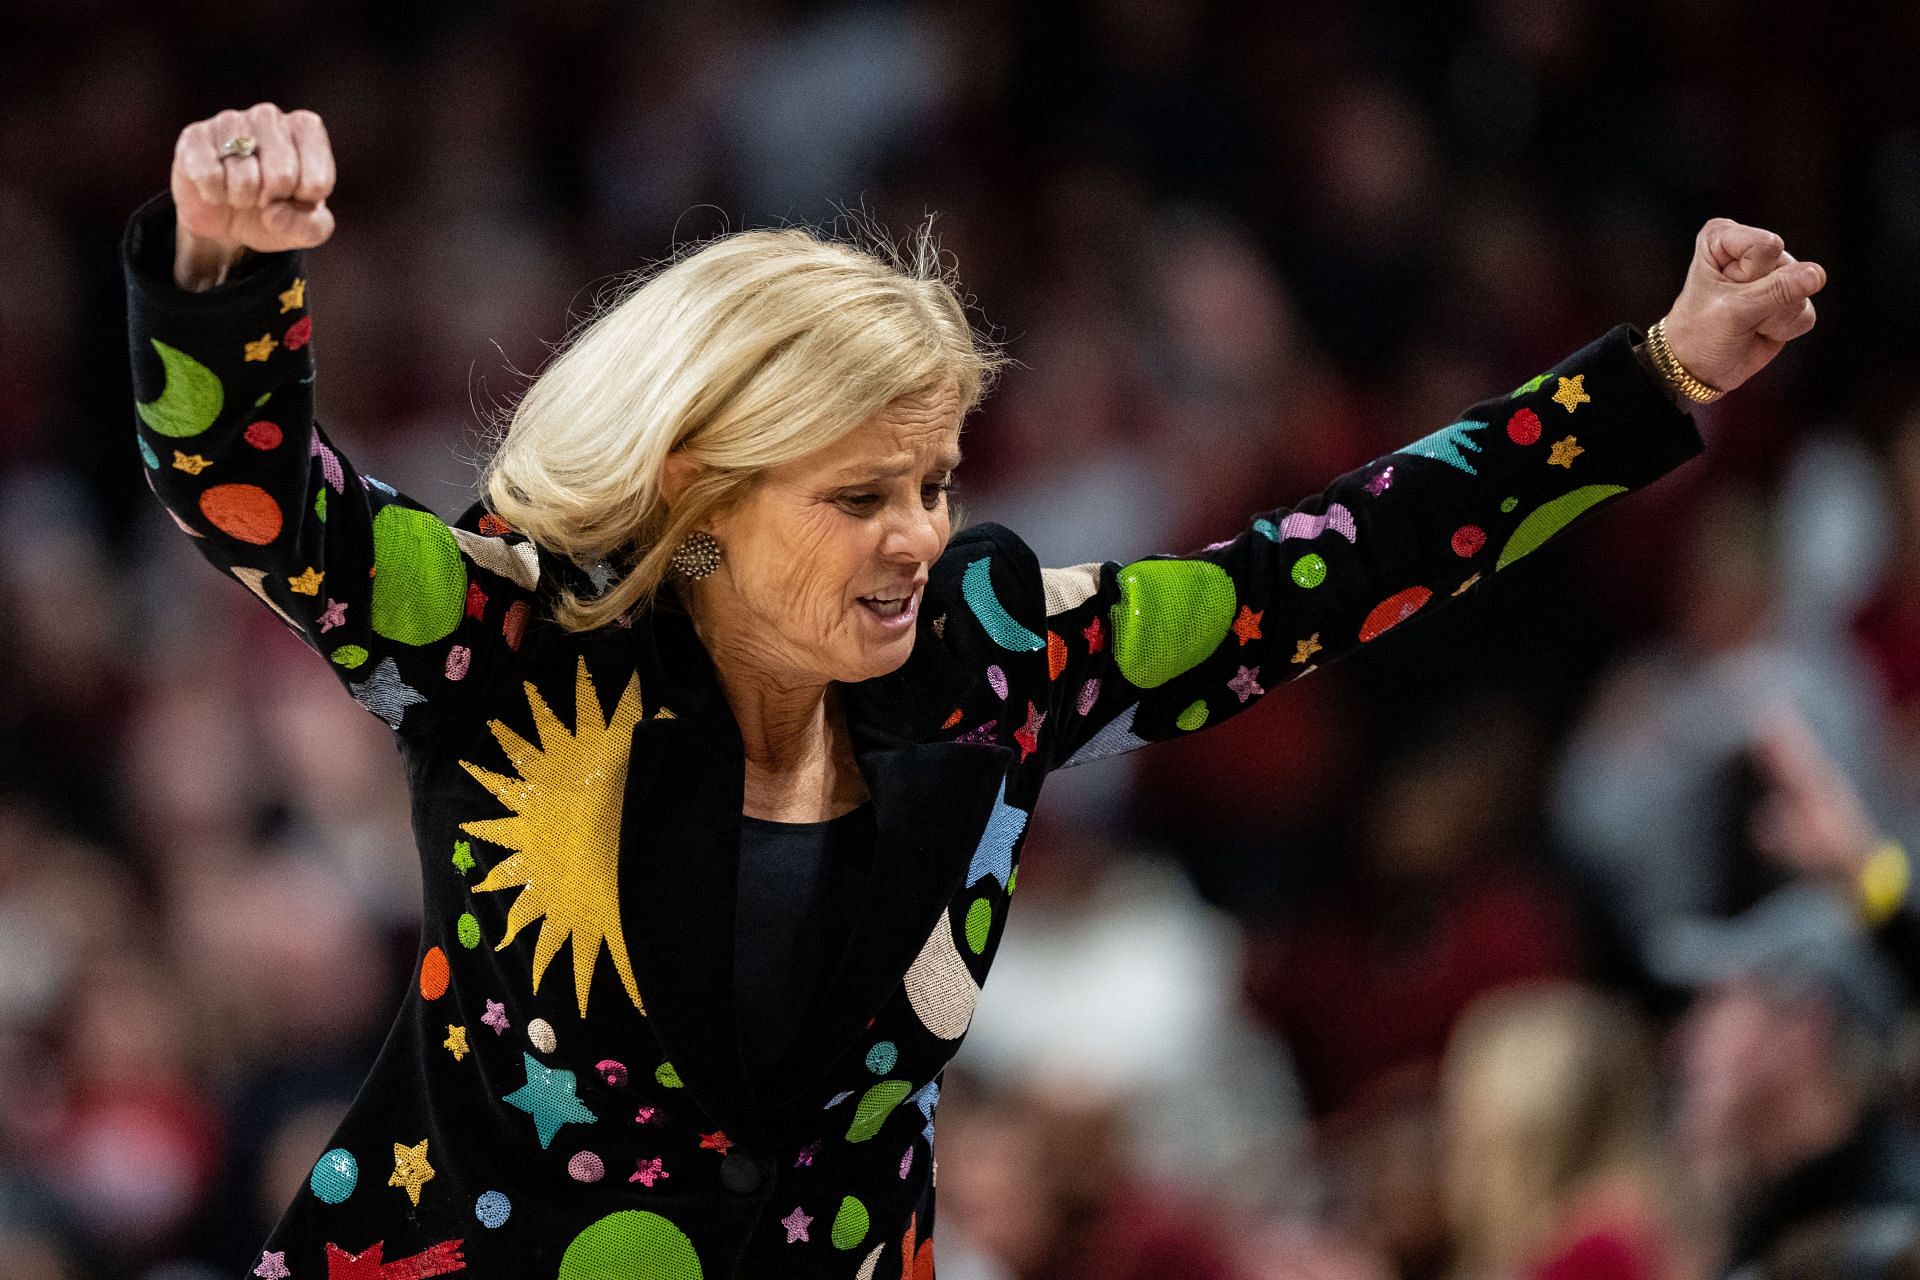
[760, 629, 1013, 1121]
[618, 606, 761, 1141]
[618, 601, 1012, 1137]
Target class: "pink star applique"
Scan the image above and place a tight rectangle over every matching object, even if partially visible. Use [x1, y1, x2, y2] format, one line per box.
[781, 1205, 813, 1243]
[481, 999, 509, 1034]
[1364, 465, 1395, 495]
[629, 1156, 668, 1186]
[1083, 616, 1104, 652]
[317, 598, 347, 632]
[253, 1251, 291, 1280]
[1013, 701, 1046, 762]
[794, 1140, 822, 1168]
[1228, 665, 1264, 703]
[634, 1105, 658, 1125]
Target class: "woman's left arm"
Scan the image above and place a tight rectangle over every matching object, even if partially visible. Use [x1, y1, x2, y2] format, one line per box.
[1031, 219, 1825, 769]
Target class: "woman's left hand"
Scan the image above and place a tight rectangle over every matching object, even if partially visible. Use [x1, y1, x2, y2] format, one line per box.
[1659, 218, 1827, 395]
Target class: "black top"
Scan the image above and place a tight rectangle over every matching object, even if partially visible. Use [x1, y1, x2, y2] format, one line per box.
[735, 802, 877, 1095]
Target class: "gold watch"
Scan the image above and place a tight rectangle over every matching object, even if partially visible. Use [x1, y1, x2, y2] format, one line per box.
[1646, 316, 1726, 404]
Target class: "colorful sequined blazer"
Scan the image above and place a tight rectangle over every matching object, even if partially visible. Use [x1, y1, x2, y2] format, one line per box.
[123, 187, 1706, 1280]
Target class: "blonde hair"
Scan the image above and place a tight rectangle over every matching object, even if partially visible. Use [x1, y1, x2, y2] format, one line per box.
[480, 214, 1009, 631]
[1439, 983, 1671, 1276]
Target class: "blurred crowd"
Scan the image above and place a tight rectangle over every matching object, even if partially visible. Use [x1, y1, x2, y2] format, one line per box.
[7, 1, 1920, 1277]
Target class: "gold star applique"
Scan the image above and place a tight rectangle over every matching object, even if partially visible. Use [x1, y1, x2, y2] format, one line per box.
[279, 277, 306, 313]
[171, 451, 212, 475]
[244, 333, 279, 362]
[932, 613, 947, 639]
[389, 1138, 434, 1206]
[1551, 374, 1591, 413]
[288, 567, 324, 595]
[444, 1025, 469, 1061]
[1548, 436, 1585, 468]
[1292, 632, 1322, 664]
[1453, 572, 1482, 597]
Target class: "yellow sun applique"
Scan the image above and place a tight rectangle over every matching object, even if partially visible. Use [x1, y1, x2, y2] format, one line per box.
[459, 657, 647, 1018]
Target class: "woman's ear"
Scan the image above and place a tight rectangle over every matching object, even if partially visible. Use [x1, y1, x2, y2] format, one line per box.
[659, 451, 701, 511]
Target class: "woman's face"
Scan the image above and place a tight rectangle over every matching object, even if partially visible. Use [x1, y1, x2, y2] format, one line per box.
[693, 381, 962, 686]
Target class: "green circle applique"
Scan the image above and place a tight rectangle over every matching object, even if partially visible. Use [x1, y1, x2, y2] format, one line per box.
[1290, 554, 1327, 589]
[370, 504, 468, 645]
[1176, 700, 1209, 731]
[965, 898, 992, 954]
[456, 913, 481, 948]
[1109, 559, 1237, 688]
[558, 1210, 704, 1279]
[831, 1196, 870, 1249]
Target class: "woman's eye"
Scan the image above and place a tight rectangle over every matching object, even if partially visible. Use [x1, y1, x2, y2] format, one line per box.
[839, 493, 882, 513]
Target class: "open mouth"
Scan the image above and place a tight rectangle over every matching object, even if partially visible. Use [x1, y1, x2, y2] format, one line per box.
[857, 593, 915, 619]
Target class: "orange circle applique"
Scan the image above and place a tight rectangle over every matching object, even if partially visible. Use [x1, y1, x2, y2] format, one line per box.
[420, 946, 451, 999]
[199, 483, 284, 545]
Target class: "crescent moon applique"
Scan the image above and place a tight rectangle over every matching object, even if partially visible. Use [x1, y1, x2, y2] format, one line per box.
[136, 338, 224, 439]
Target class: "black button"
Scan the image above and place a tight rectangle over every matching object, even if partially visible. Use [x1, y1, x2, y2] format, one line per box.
[719, 1152, 763, 1194]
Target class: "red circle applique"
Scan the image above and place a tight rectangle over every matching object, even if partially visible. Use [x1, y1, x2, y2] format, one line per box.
[1359, 586, 1433, 641]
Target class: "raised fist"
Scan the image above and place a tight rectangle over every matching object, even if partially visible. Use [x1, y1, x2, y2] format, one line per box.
[1658, 218, 1827, 397]
[171, 102, 336, 255]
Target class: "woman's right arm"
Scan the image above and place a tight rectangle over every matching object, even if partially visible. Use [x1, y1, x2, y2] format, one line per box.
[127, 105, 539, 735]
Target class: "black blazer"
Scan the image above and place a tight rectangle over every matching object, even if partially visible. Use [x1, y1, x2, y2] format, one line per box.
[122, 187, 1705, 1279]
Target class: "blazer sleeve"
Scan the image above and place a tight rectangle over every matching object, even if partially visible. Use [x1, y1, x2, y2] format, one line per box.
[123, 188, 539, 737]
[1034, 323, 1708, 771]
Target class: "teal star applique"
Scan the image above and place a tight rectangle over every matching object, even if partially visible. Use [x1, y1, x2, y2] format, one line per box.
[502, 1052, 597, 1148]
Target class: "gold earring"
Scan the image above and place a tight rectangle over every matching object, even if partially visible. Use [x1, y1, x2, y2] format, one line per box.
[667, 530, 722, 580]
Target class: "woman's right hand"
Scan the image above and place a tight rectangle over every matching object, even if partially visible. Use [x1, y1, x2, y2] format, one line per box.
[170, 103, 335, 282]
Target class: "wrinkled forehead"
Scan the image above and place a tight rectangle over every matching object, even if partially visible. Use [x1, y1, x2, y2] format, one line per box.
[809, 383, 965, 480]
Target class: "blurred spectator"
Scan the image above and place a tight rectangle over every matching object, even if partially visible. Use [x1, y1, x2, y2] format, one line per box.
[1439, 982, 1690, 1280]
[1551, 479, 1896, 960]
[1657, 884, 1920, 1275]
[1242, 702, 1578, 1120]
[958, 821, 1313, 1219]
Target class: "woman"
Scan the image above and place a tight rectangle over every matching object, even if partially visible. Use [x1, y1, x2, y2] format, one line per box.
[127, 102, 1823, 1279]
[1440, 983, 1689, 1280]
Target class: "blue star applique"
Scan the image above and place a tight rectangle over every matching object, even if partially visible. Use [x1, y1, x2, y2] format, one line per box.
[1060, 703, 1149, 768]
[502, 1052, 597, 1148]
[350, 657, 426, 729]
[1395, 418, 1489, 475]
[966, 778, 1027, 891]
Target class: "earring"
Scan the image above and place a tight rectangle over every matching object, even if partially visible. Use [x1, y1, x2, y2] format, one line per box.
[667, 530, 722, 580]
